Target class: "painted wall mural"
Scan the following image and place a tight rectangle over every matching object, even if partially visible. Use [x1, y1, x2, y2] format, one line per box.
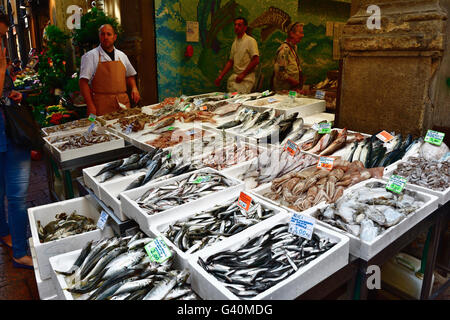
[154, 0, 351, 100]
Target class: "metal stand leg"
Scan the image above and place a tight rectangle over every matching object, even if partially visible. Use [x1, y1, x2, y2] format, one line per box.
[63, 170, 75, 200]
[420, 208, 445, 299]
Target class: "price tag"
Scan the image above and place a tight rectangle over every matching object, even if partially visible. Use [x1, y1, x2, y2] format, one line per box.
[315, 90, 326, 100]
[237, 192, 252, 211]
[262, 90, 270, 96]
[194, 99, 203, 107]
[88, 114, 97, 122]
[289, 91, 297, 98]
[424, 130, 445, 146]
[125, 124, 133, 135]
[191, 175, 211, 184]
[182, 104, 191, 112]
[376, 130, 394, 143]
[167, 127, 175, 131]
[231, 92, 238, 96]
[144, 237, 172, 264]
[224, 93, 230, 99]
[317, 156, 335, 171]
[97, 211, 109, 231]
[284, 139, 299, 156]
[289, 213, 316, 240]
[318, 123, 332, 134]
[386, 175, 407, 194]
[201, 106, 208, 111]
[267, 98, 278, 103]
[87, 123, 96, 134]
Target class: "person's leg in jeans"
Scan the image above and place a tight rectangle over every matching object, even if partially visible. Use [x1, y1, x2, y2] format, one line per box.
[4, 140, 31, 262]
[0, 152, 10, 240]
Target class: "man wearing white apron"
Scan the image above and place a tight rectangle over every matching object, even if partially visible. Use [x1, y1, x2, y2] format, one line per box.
[79, 24, 140, 116]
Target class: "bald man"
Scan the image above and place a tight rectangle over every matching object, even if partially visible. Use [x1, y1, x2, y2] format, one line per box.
[79, 24, 141, 116]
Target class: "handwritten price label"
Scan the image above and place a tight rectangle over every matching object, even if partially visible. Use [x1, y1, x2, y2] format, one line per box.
[386, 175, 407, 194]
[88, 114, 97, 122]
[424, 130, 445, 146]
[237, 192, 252, 211]
[96, 211, 109, 231]
[289, 213, 316, 240]
[318, 123, 332, 134]
[315, 90, 326, 100]
[317, 156, 335, 171]
[376, 130, 394, 143]
[144, 237, 172, 264]
[284, 140, 299, 157]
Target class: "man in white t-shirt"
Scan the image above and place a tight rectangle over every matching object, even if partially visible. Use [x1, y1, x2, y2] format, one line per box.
[79, 24, 140, 116]
[215, 17, 260, 94]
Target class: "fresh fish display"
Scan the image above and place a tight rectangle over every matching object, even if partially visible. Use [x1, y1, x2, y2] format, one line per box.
[145, 129, 207, 149]
[109, 114, 157, 133]
[239, 149, 318, 189]
[264, 159, 385, 211]
[314, 182, 425, 242]
[198, 224, 336, 299]
[218, 107, 257, 130]
[37, 211, 97, 243]
[164, 198, 276, 254]
[214, 103, 242, 116]
[55, 131, 119, 152]
[43, 119, 93, 135]
[393, 157, 449, 191]
[100, 108, 143, 121]
[136, 172, 238, 216]
[56, 233, 200, 300]
[198, 143, 261, 171]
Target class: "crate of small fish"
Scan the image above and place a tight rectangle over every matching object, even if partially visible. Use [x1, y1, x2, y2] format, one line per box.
[82, 149, 173, 202]
[120, 168, 244, 234]
[383, 156, 450, 205]
[309, 179, 440, 260]
[150, 189, 287, 270]
[44, 129, 125, 162]
[48, 232, 201, 300]
[28, 196, 115, 280]
[188, 211, 349, 300]
[98, 151, 204, 221]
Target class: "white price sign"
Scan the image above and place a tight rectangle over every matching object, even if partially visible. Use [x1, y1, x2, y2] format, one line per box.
[289, 213, 316, 240]
[97, 211, 109, 230]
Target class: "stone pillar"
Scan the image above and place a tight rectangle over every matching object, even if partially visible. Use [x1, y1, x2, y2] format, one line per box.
[337, 0, 447, 137]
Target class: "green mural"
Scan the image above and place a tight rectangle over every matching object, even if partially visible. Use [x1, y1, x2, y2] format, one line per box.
[155, 0, 351, 100]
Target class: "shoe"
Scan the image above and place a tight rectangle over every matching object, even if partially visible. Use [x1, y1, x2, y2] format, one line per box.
[0, 236, 12, 249]
[13, 260, 34, 270]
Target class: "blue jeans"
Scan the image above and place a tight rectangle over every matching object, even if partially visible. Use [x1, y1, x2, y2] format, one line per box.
[0, 138, 31, 259]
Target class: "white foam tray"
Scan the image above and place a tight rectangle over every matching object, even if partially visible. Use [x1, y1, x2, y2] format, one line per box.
[243, 96, 325, 118]
[120, 168, 245, 235]
[188, 210, 350, 300]
[302, 113, 336, 127]
[45, 132, 125, 162]
[99, 173, 174, 222]
[30, 238, 58, 300]
[150, 189, 287, 270]
[82, 159, 147, 201]
[49, 249, 82, 300]
[307, 178, 440, 260]
[383, 158, 450, 205]
[28, 196, 115, 280]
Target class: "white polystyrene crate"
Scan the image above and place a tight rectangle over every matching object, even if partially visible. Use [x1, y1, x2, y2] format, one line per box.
[120, 168, 244, 235]
[99, 172, 174, 222]
[49, 249, 81, 300]
[82, 160, 148, 200]
[188, 210, 349, 300]
[302, 113, 336, 127]
[30, 238, 58, 300]
[383, 159, 450, 205]
[47, 132, 125, 162]
[150, 190, 287, 270]
[28, 196, 115, 280]
[307, 178, 440, 260]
